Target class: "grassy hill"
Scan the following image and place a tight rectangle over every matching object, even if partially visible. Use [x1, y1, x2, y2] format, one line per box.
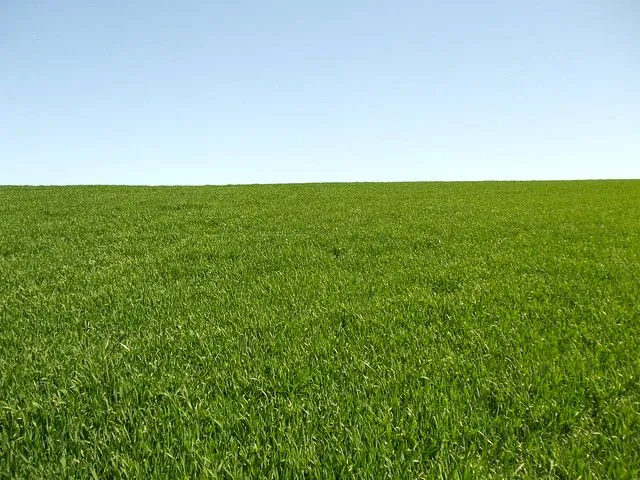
[1, 181, 639, 478]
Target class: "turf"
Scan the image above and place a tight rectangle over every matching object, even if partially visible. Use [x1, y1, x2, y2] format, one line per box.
[1, 181, 639, 479]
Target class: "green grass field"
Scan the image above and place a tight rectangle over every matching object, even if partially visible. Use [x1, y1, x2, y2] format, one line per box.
[1, 181, 639, 478]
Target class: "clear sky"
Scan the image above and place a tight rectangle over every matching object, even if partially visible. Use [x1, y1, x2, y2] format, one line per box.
[1, 1, 639, 185]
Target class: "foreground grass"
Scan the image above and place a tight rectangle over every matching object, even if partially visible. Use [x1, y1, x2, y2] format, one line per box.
[0, 181, 639, 478]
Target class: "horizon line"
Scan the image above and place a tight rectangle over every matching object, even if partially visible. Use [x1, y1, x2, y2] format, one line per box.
[1, 178, 639, 188]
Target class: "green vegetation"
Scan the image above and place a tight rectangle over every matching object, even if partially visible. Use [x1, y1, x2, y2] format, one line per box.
[1, 181, 639, 478]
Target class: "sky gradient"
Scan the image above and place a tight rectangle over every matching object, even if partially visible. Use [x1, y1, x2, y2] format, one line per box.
[1, 1, 639, 185]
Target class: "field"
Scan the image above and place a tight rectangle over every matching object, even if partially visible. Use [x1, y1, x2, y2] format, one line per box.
[1, 181, 639, 478]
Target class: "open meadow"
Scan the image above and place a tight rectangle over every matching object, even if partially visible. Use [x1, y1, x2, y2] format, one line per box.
[1, 181, 639, 478]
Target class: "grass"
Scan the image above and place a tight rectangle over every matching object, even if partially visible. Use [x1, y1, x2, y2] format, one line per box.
[1, 180, 639, 479]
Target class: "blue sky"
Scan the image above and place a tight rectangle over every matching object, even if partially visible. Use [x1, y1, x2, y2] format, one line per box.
[1, 1, 639, 185]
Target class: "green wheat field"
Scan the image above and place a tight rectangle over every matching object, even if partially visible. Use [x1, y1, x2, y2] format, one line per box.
[1, 181, 639, 479]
